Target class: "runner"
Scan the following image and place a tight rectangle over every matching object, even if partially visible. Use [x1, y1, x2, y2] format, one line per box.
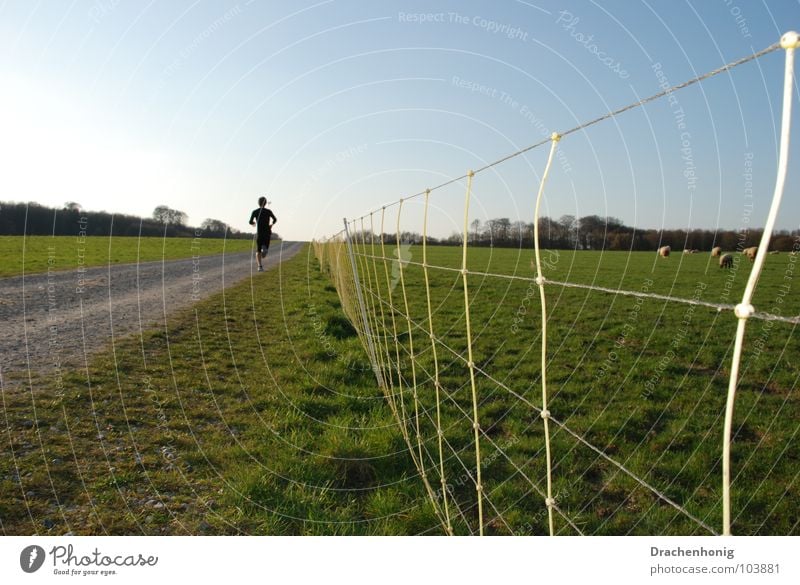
[248, 196, 277, 272]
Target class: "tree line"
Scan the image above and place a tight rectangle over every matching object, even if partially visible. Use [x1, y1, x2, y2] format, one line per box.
[0, 201, 266, 240]
[354, 215, 799, 251]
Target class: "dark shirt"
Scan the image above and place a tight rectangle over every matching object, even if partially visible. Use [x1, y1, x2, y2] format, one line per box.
[250, 207, 277, 233]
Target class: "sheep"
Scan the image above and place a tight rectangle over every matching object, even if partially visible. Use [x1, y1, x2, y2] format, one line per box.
[658, 245, 671, 257]
[743, 246, 758, 261]
[711, 246, 722, 257]
[719, 253, 733, 269]
[769, 250, 780, 255]
[683, 249, 692, 254]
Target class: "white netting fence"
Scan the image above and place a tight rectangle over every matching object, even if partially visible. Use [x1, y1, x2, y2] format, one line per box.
[312, 32, 799, 536]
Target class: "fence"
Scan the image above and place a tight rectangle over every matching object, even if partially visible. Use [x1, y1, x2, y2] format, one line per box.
[312, 32, 799, 536]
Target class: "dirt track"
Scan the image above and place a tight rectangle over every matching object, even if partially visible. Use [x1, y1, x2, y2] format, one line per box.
[0, 241, 303, 389]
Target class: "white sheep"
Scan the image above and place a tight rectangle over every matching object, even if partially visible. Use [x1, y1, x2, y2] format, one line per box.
[711, 246, 722, 257]
[743, 246, 758, 261]
[719, 253, 733, 269]
[658, 245, 671, 258]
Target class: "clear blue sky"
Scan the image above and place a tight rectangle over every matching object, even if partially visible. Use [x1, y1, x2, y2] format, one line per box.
[0, 0, 797, 241]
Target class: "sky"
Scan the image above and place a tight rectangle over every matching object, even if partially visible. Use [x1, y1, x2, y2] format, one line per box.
[0, 0, 798, 241]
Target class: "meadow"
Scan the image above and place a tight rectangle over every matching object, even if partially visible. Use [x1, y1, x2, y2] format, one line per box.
[0, 243, 797, 535]
[0, 243, 436, 535]
[320, 242, 800, 535]
[0, 235, 257, 278]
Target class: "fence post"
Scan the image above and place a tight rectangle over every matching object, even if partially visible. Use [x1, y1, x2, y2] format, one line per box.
[721, 31, 798, 536]
[343, 217, 384, 389]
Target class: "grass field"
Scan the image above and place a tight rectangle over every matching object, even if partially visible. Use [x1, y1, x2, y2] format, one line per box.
[321, 242, 800, 535]
[1, 243, 797, 535]
[0, 235, 258, 278]
[0, 243, 436, 535]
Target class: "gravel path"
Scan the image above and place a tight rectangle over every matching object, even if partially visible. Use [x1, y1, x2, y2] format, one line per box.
[0, 241, 304, 389]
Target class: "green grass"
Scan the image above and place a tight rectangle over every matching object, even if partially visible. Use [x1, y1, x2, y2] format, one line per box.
[0, 244, 436, 535]
[0, 235, 259, 278]
[331, 243, 800, 535]
[1, 243, 797, 535]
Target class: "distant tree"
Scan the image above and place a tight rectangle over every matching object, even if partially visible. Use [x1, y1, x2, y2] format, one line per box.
[445, 231, 462, 245]
[201, 218, 229, 236]
[168, 209, 187, 226]
[559, 215, 577, 248]
[399, 230, 421, 244]
[577, 215, 603, 249]
[539, 216, 565, 248]
[511, 220, 528, 246]
[606, 216, 624, 229]
[484, 219, 499, 245]
[609, 232, 632, 250]
[644, 230, 663, 250]
[470, 219, 481, 245]
[496, 218, 511, 245]
[153, 205, 171, 224]
[64, 201, 82, 211]
[772, 234, 797, 251]
[153, 205, 187, 226]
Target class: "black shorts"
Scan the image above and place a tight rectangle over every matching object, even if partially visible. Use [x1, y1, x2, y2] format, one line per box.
[257, 232, 271, 253]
